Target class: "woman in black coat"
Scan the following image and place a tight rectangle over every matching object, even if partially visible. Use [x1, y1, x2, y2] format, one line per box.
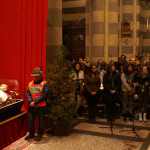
[85, 64, 100, 121]
[103, 63, 121, 122]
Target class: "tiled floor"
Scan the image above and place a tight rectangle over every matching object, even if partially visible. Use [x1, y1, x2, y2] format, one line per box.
[24, 116, 150, 150]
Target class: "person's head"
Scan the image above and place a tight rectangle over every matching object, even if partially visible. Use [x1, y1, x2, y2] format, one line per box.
[123, 63, 133, 75]
[118, 57, 122, 63]
[128, 64, 132, 72]
[120, 57, 126, 64]
[111, 64, 116, 72]
[120, 65, 124, 72]
[86, 61, 90, 67]
[83, 57, 87, 62]
[88, 64, 98, 78]
[72, 59, 75, 63]
[133, 67, 139, 75]
[131, 58, 136, 64]
[79, 57, 83, 63]
[97, 59, 103, 65]
[92, 65, 97, 73]
[31, 67, 42, 82]
[106, 63, 116, 74]
[74, 62, 81, 71]
[138, 56, 143, 63]
[0, 84, 8, 92]
[121, 55, 127, 60]
[142, 65, 149, 74]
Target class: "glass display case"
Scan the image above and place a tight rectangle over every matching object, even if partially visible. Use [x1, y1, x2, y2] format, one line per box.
[0, 79, 24, 121]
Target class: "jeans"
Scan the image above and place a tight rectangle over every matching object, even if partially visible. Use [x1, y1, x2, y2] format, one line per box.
[28, 106, 46, 136]
[122, 91, 134, 114]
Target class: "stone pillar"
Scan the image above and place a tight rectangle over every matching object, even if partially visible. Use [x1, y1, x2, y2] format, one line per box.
[85, 0, 91, 61]
[119, 0, 123, 57]
[108, 0, 119, 62]
[46, 0, 62, 67]
[92, 0, 105, 62]
[86, 0, 119, 63]
[104, 0, 108, 62]
[85, 0, 89, 59]
[133, 0, 137, 57]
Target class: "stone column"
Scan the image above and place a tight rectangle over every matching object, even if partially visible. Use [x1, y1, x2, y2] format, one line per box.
[46, 0, 62, 67]
[108, 0, 119, 62]
[133, 0, 137, 57]
[119, 0, 123, 57]
[104, 0, 108, 62]
[92, 0, 105, 62]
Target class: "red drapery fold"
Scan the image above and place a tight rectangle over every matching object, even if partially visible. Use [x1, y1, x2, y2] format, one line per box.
[0, 0, 48, 111]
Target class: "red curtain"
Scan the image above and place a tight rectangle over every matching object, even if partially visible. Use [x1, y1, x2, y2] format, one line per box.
[0, 0, 48, 111]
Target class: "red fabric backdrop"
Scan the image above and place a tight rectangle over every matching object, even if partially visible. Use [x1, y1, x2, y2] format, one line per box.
[0, 0, 48, 111]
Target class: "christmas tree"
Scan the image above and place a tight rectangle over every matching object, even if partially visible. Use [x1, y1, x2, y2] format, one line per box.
[47, 45, 77, 124]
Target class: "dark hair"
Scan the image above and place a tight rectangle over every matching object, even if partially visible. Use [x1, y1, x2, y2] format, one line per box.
[97, 59, 105, 69]
[106, 63, 116, 74]
[142, 65, 150, 74]
[78, 57, 83, 61]
[123, 63, 133, 75]
[133, 66, 139, 75]
[121, 55, 127, 59]
[88, 64, 99, 78]
[74, 62, 81, 71]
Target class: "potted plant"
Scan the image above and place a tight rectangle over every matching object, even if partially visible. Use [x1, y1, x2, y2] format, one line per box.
[47, 45, 77, 136]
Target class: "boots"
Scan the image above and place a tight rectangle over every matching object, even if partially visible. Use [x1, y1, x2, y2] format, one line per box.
[138, 113, 142, 122]
[143, 113, 147, 122]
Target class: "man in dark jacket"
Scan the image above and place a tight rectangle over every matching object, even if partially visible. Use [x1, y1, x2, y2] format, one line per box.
[25, 67, 50, 141]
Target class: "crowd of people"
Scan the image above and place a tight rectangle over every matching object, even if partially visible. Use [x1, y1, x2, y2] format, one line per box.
[71, 55, 150, 123]
[25, 56, 150, 141]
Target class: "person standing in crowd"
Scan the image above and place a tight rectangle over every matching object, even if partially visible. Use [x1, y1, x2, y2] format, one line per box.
[121, 64, 135, 121]
[84, 64, 100, 121]
[115, 57, 122, 71]
[79, 57, 85, 72]
[121, 55, 128, 64]
[103, 63, 121, 122]
[83, 57, 87, 64]
[84, 61, 91, 75]
[71, 59, 76, 68]
[25, 67, 50, 141]
[96, 59, 105, 74]
[136, 65, 150, 122]
[72, 62, 84, 103]
[130, 57, 136, 67]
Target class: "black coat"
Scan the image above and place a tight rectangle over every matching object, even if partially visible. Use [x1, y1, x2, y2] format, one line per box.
[103, 71, 121, 103]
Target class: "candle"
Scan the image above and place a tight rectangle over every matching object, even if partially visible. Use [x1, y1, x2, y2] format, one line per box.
[147, 17, 148, 29]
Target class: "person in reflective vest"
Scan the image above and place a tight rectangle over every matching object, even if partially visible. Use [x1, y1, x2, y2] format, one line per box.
[25, 67, 50, 141]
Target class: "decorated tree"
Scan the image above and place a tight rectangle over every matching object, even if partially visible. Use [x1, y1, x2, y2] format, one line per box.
[47, 45, 77, 125]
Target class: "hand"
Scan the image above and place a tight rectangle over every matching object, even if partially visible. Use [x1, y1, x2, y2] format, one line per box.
[91, 92, 96, 95]
[30, 102, 36, 107]
[110, 90, 115, 94]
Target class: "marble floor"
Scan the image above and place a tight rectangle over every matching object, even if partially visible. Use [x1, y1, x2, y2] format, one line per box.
[23, 116, 150, 150]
